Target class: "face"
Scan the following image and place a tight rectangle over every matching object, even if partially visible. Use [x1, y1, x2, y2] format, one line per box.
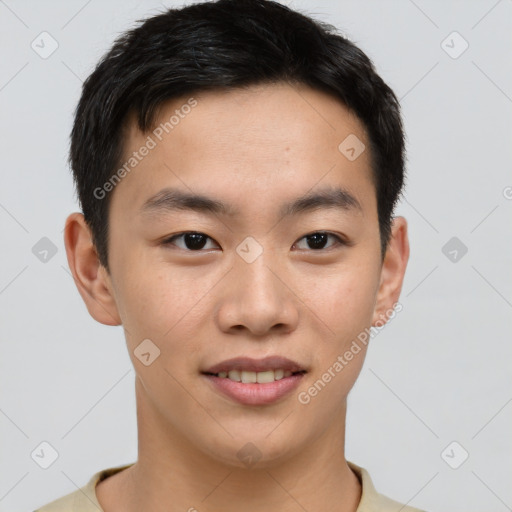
[67, 82, 409, 468]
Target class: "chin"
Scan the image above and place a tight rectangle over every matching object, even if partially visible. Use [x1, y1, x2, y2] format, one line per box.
[199, 430, 307, 470]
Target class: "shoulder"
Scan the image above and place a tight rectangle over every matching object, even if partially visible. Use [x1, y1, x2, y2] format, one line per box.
[34, 489, 84, 511]
[33, 478, 97, 512]
[349, 461, 428, 512]
[33, 463, 134, 512]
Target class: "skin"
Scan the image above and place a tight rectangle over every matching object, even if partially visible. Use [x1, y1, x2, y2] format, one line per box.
[64, 82, 409, 512]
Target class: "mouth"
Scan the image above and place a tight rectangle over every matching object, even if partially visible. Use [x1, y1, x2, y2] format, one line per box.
[201, 356, 307, 405]
[203, 369, 306, 383]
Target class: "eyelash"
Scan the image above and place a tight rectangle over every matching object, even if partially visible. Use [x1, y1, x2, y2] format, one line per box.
[161, 231, 348, 252]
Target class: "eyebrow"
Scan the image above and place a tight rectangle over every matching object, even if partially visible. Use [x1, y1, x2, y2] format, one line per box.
[140, 185, 363, 219]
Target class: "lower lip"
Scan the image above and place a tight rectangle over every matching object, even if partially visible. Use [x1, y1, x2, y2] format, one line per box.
[202, 373, 305, 405]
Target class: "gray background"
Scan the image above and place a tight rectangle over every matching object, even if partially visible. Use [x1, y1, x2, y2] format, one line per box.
[1, 1, 511, 511]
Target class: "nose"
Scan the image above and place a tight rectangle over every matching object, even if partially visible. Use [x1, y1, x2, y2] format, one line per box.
[215, 253, 299, 337]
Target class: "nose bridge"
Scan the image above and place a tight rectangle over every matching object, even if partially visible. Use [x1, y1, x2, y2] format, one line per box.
[238, 249, 279, 298]
[235, 234, 279, 290]
[215, 240, 299, 335]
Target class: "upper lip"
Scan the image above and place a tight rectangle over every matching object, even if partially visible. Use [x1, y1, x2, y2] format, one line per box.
[203, 356, 306, 374]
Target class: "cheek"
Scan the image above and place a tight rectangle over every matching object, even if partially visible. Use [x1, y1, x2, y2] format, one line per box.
[295, 273, 374, 416]
[116, 261, 219, 355]
[118, 269, 207, 404]
[301, 260, 379, 394]
[304, 265, 379, 338]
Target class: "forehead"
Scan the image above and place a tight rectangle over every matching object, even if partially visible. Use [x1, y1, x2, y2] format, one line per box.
[111, 82, 375, 221]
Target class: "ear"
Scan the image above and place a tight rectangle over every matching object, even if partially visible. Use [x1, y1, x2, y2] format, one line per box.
[63, 212, 121, 326]
[372, 216, 410, 326]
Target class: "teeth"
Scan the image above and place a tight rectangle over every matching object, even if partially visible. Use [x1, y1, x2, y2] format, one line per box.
[228, 370, 241, 382]
[215, 369, 299, 383]
[256, 370, 274, 383]
[241, 370, 257, 383]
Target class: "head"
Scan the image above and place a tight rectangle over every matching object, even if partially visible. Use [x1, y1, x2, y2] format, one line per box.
[65, 0, 409, 468]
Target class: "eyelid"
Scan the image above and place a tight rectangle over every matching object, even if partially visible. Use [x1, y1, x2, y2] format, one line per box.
[292, 231, 347, 251]
[161, 230, 349, 252]
[162, 232, 220, 251]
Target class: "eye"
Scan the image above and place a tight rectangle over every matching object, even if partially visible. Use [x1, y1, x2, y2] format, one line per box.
[161, 231, 347, 252]
[293, 231, 346, 251]
[161, 232, 220, 251]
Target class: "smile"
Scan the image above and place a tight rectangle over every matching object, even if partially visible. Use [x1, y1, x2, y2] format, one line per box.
[201, 356, 307, 405]
[205, 369, 305, 383]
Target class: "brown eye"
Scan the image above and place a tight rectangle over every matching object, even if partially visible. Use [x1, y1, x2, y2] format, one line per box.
[293, 232, 345, 251]
[162, 232, 219, 251]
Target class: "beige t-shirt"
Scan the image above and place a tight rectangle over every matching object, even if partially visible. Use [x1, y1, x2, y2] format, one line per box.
[34, 461, 426, 511]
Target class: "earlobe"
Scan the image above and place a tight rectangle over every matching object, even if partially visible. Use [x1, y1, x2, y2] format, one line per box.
[371, 216, 410, 327]
[63, 212, 122, 326]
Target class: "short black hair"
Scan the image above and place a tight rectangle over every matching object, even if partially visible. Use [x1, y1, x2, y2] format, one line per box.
[70, 0, 406, 272]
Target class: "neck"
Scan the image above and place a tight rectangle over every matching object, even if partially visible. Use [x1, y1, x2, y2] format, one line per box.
[100, 376, 361, 512]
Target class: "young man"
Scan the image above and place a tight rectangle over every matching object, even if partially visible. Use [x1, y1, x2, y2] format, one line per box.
[36, 0, 419, 510]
